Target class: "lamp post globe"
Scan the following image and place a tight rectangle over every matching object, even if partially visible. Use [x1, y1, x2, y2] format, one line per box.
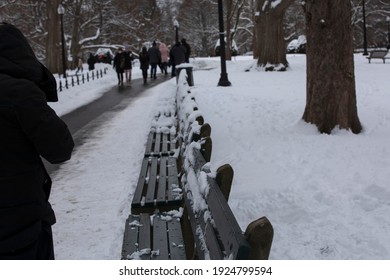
[57, 4, 67, 78]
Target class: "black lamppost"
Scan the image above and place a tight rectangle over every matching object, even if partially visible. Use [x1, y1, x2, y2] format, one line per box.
[362, 0, 368, 55]
[173, 19, 179, 43]
[386, 16, 390, 50]
[217, 0, 231, 87]
[57, 4, 67, 78]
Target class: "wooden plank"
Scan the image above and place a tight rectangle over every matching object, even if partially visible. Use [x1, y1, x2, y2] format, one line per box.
[131, 158, 149, 209]
[121, 215, 140, 259]
[152, 216, 169, 259]
[154, 133, 161, 154]
[204, 221, 224, 260]
[167, 157, 178, 177]
[183, 193, 207, 260]
[162, 133, 168, 154]
[144, 132, 154, 156]
[167, 158, 180, 204]
[206, 180, 251, 260]
[167, 217, 186, 260]
[145, 157, 158, 206]
[156, 157, 167, 203]
[138, 213, 152, 260]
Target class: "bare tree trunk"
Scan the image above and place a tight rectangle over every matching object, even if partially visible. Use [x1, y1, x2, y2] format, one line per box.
[45, 0, 62, 74]
[70, 0, 83, 69]
[303, 0, 362, 134]
[254, 0, 294, 71]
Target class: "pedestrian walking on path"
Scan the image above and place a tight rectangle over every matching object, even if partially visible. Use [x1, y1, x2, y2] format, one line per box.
[159, 42, 169, 75]
[113, 47, 126, 86]
[124, 48, 134, 84]
[148, 41, 161, 79]
[139, 46, 150, 84]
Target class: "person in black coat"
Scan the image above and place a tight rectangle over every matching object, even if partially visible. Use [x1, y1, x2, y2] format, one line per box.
[0, 23, 74, 259]
[139, 46, 150, 84]
[87, 53, 96, 71]
[113, 47, 126, 86]
[170, 41, 186, 77]
[181, 38, 191, 63]
[147, 41, 161, 79]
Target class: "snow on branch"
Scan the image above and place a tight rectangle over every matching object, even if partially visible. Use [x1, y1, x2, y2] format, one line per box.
[79, 28, 100, 45]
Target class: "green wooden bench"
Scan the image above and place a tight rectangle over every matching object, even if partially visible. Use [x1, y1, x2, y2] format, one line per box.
[131, 156, 182, 214]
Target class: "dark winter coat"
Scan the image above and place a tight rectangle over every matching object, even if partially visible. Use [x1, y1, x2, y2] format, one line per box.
[181, 39, 191, 63]
[87, 54, 96, 71]
[0, 23, 74, 253]
[147, 45, 161, 64]
[124, 51, 134, 70]
[113, 51, 126, 73]
[170, 43, 186, 66]
[139, 48, 150, 70]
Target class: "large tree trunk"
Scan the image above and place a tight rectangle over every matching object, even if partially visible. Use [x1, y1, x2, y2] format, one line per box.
[45, 0, 62, 74]
[254, 0, 294, 71]
[70, 0, 83, 69]
[303, 0, 362, 134]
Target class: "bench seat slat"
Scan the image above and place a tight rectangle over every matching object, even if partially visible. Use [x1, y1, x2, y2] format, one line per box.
[131, 158, 149, 208]
[145, 157, 158, 206]
[122, 214, 186, 260]
[154, 133, 162, 154]
[132, 157, 182, 213]
[121, 215, 141, 259]
[157, 157, 167, 202]
[138, 213, 152, 260]
[145, 132, 154, 155]
[162, 133, 168, 154]
[145, 132, 176, 157]
[167, 217, 187, 260]
[152, 217, 169, 260]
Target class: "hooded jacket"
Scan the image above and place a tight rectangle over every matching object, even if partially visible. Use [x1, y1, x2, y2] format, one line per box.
[0, 23, 74, 253]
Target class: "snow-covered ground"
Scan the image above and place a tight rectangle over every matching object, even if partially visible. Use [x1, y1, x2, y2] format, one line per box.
[49, 55, 390, 260]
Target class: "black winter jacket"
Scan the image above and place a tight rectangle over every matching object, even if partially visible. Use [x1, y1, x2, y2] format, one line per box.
[0, 23, 74, 253]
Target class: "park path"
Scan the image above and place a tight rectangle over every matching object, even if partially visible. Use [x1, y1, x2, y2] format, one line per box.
[45, 76, 171, 174]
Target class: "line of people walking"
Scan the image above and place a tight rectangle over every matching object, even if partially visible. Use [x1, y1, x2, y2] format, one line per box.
[113, 39, 191, 86]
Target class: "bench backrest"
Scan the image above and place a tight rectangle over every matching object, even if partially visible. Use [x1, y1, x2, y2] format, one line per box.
[204, 174, 251, 259]
[370, 50, 388, 58]
[182, 144, 251, 259]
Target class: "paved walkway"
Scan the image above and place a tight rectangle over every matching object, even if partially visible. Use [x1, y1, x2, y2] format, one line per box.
[45, 76, 171, 174]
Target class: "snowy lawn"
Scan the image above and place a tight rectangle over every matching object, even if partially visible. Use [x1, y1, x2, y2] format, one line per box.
[50, 55, 390, 259]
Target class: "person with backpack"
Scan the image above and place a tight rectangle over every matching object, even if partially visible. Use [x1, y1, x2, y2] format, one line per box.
[139, 46, 150, 84]
[113, 47, 126, 86]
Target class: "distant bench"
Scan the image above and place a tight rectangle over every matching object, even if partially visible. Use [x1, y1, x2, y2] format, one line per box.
[366, 50, 389, 63]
